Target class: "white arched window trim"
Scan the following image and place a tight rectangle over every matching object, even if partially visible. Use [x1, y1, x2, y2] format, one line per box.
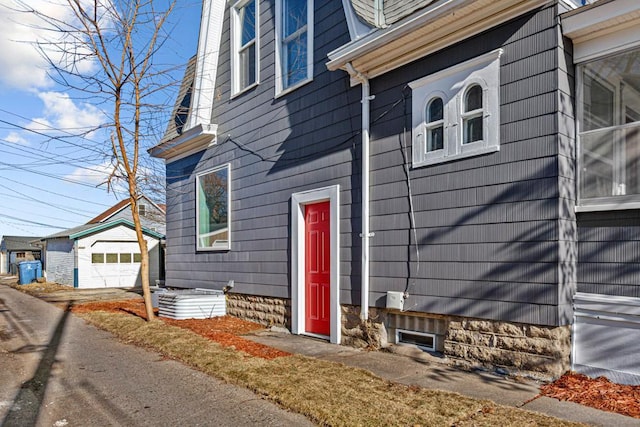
[410, 49, 502, 167]
[419, 91, 448, 164]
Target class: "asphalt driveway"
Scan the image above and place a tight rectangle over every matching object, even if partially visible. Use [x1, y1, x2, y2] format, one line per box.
[0, 283, 312, 426]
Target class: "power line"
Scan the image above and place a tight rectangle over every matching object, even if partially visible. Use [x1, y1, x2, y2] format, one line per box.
[0, 160, 110, 189]
[0, 117, 107, 157]
[0, 212, 66, 229]
[0, 194, 87, 223]
[0, 175, 112, 208]
[0, 141, 104, 168]
[0, 183, 98, 216]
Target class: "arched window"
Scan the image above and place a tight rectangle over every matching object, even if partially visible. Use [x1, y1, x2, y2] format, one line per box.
[462, 84, 483, 144]
[409, 49, 501, 167]
[426, 97, 444, 152]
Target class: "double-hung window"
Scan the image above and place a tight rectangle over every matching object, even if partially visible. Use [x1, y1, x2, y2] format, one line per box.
[276, 0, 313, 94]
[196, 164, 230, 251]
[232, 0, 258, 94]
[410, 49, 502, 167]
[577, 48, 640, 208]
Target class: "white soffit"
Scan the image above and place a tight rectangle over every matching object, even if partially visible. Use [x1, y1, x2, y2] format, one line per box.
[562, 0, 640, 63]
[149, 124, 218, 162]
[327, 0, 548, 78]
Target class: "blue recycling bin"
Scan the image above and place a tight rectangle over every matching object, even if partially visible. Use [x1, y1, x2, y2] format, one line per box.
[18, 260, 42, 285]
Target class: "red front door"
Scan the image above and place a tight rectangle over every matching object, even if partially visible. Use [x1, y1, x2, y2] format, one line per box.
[305, 201, 330, 336]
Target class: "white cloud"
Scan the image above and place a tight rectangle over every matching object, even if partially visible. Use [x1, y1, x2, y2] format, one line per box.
[65, 160, 114, 185]
[65, 160, 156, 196]
[4, 131, 28, 145]
[0, 0, 97, 90]
[35, 91, 104, 134]
[25, 117, 53, 132]
[64, 160, 127, 194]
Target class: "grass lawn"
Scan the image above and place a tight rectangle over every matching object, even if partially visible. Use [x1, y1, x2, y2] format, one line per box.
[76, 308, 584, 427]
[8, 282, 586, 426]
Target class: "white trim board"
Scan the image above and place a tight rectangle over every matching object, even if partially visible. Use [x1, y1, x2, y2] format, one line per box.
[561, 0, 640, 63]
[190, 0, 226, 128]
[291, 185, 340, 344]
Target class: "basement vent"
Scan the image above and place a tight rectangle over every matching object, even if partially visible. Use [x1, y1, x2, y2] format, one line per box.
[396, 329, 436, 352]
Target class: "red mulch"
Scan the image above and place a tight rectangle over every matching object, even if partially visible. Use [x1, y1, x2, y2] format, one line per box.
[540, 372, 640, 419]
[71, 300, 291, 360]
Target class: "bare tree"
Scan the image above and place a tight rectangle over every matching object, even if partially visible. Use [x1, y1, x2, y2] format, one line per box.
[16, 0, 179, 321]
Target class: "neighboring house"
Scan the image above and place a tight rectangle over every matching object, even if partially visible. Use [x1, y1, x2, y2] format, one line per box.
[87, 194, 167, 236]
[0, 236, 42, 274]
[40, 197, 166, 288]
[40, 219, 164, 288]
[151, 0, 640, 383]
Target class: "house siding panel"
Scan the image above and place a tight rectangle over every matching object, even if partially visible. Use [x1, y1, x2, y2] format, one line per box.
[108, 203, 166, 235]
[366, 4, 568, 326]
[163, 3, 575, 327]
[46, 238, 75, 287]
[578, 211, 640, 298]
[164, 1, 362, 299]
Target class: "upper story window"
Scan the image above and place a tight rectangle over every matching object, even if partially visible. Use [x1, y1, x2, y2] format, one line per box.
[463, 85, 483, 145]
[232, 0, 258, 95]
[426, 97, 444, 152]
[138, 204, 146, 216]
[276, 0, 313, 94]
[196, 164, 230, 251]
[410, 49, 502, 168]
[578, 47, 640, 208]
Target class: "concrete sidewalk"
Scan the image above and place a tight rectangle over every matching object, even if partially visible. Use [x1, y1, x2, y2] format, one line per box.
[248, 330, 640, 427]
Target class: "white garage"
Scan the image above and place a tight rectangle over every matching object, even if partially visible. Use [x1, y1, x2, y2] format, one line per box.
[42, 219, 163, 288]
[89, 241, 141, 287]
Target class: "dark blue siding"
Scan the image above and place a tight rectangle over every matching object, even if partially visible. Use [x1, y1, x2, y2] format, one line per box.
[366, 4, 572, 326]
[165, 1, 362, 302]
[164, 2, 576, 326]
[578, 211, 640, 298]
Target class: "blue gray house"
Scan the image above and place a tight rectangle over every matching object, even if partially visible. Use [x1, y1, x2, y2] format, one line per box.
[151, 0, 640, 383]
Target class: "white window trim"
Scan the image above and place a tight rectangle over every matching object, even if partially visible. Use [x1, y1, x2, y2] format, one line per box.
[576, 49, 640, 209]
[409, 48, 502, 168]
[291, 185, 340, 344]
[195, 164, 231, 252]
[422, 91, 447, 163]
[275, 0, 314, 96]
[231, 0, 259, 97]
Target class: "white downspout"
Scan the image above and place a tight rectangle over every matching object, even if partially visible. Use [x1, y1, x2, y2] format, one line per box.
[346, 63, 372, 321]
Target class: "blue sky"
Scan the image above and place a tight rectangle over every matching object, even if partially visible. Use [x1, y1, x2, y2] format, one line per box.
[0, 0, 201, 239]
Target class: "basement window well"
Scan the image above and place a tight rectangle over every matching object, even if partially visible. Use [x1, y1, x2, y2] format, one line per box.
[396, 329, 436, 352]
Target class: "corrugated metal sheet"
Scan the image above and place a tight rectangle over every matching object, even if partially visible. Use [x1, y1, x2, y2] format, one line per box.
[158, 289, 226, 319]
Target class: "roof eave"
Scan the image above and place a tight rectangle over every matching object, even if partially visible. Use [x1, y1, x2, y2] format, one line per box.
[149, 123, 218, 162]
[327, 0, 549, 79]
[561, 0, 640, 42]
[69, 219, 165, 240]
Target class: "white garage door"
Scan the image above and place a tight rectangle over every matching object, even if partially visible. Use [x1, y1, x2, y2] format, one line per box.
[90, 241, 142, 288]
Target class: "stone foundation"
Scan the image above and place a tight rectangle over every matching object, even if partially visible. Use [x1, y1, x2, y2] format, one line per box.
[444, 317, 571, 379]
[340, 305, 388, 349]
[226, 294, 291, 328]
[342, 308, 570, 379]
[225, 294, 570, 379]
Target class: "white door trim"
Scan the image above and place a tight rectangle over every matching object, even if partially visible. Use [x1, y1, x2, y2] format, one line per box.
[291, 185, 340, 344]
